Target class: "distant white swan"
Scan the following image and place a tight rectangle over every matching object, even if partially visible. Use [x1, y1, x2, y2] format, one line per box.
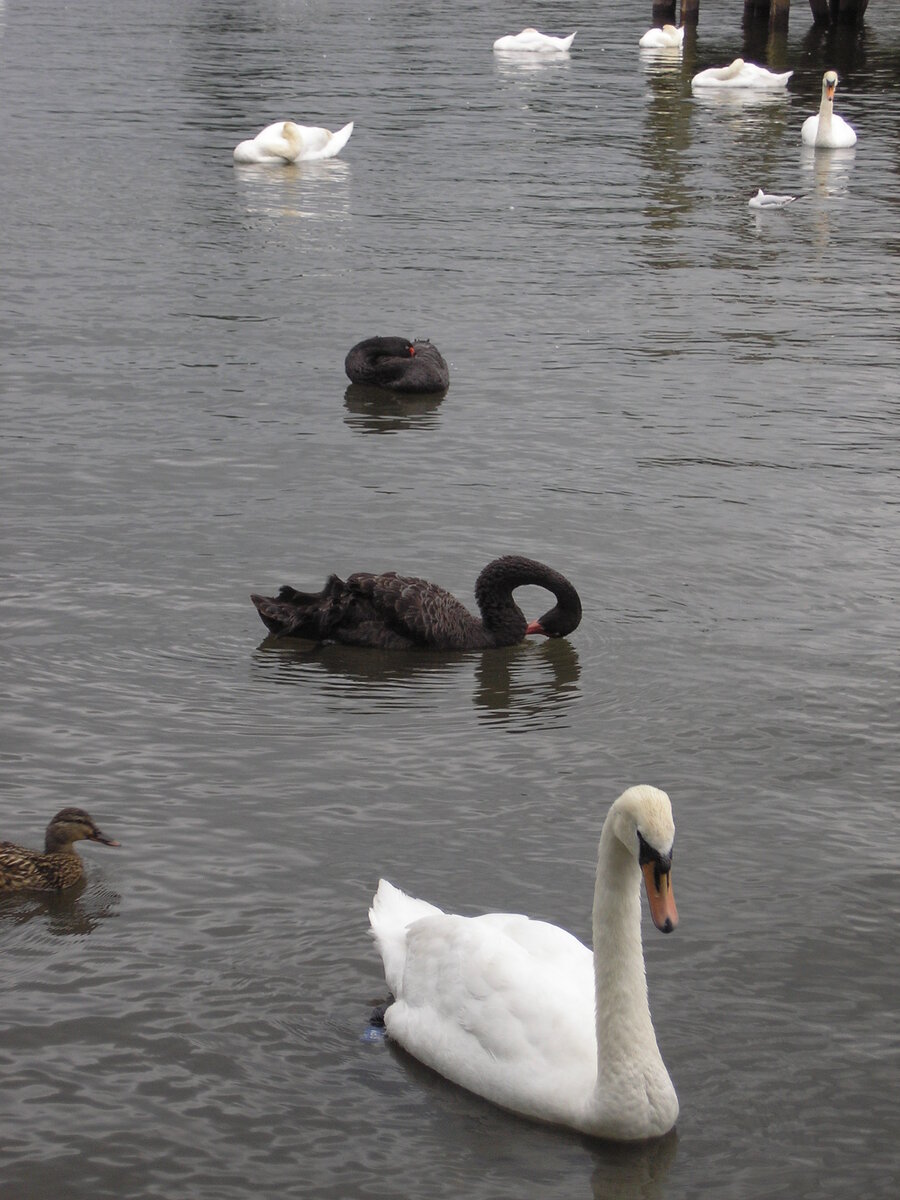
[801, 71, 857, 148]
[233, 120, 354, 164]
[691, 59, 792, 90]
[493, 28, 576, 54]
[639, 25, 684, 49]
[748, 189, 798, 208]
[369, 784, 680, 1141]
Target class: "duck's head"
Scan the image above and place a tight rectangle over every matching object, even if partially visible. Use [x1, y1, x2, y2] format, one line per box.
[45, 808, 120, 854]
[823, 70, 838, 101]
[609, 786, 677, 933]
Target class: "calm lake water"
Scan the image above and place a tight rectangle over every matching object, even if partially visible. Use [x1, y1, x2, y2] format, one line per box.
[2, 1, 898, 1197]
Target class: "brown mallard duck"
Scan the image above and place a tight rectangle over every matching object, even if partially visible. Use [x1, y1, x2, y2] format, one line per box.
[0, 808, 119, 893]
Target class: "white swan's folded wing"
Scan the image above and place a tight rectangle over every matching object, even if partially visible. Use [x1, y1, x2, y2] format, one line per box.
[384, 911, 598, 1124]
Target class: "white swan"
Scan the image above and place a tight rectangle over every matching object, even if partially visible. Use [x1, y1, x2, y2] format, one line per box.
[493, 28, 576, 54]
[748, 188, 798, 208]
[639, 25, 684, 49]
[233, 120, 354, 164]
[691, 58, 792, 90]
[369, 784, 680, 1141]
[801, 71, 857, 148]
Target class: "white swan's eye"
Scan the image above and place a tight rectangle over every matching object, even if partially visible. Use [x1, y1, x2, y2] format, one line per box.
[637, 831, 672, 874]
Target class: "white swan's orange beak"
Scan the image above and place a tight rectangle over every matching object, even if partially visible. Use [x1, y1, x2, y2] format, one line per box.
[826, 82, 835, 100]
[642, 860, 678, 933]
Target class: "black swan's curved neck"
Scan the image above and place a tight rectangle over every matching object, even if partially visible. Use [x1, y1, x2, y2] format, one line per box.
[474, 556, 582, 648]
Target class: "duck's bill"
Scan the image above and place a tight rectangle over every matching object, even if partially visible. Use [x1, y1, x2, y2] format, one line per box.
[92, 830, 120, 847]
[642, 861, 678, 932]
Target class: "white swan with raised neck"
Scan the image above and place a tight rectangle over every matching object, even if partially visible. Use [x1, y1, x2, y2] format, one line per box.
[802, 71, 857, 148]
[369, 784, 680, 1140]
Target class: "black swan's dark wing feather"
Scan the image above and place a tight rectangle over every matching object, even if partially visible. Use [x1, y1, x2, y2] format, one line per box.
[346, 572, 485, 649]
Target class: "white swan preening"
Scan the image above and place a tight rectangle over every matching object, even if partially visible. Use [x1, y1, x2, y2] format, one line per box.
[801, 71, 857, 148]
[493, 28, 576, 54]
[639, 25, 684, 49]
[233, 120, 354, 164]
[748, 188, 798, 209]
[692, 58, 792, 90]
[369, 785, 680, 1141]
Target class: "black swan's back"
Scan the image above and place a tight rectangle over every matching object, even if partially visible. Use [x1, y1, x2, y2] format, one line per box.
[344, 337, 449, 394]
[251, 556, 581, 651]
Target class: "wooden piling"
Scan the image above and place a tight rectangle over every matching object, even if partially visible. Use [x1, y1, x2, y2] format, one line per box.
[647, 1, 871, 30]
[681, 0, 700, 25]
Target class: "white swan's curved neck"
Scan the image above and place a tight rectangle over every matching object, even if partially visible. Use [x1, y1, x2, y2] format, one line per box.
[818, 88, 834, 135]
[592, 826, 657, 1070]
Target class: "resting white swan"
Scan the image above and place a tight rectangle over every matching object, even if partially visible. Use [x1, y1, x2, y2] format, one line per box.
[801, 71, 857, 148]
[233, 120, 354, 164]
[691, 58, 792, 90]
[639, 25, 684, 49]
[493, 28, 576, 54]
[369, 785, 680, 1141]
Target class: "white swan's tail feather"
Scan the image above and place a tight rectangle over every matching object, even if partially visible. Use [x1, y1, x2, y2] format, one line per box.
[369, 879, 443, 995]
[305, 120, 354, 161]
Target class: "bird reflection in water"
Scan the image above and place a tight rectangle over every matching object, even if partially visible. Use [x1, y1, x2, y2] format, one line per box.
[252, 635, 579, 722]
[0, 879, 121, 936]
[474, 638, 580, 723]
[588, 1130, 678, 1199]
[365, 1035, 675, 1196]
[343, 384, 445, 436]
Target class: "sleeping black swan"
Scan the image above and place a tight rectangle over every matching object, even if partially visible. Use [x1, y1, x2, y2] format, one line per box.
[251, 556, 581, 650]
[344, 337, 449, 394]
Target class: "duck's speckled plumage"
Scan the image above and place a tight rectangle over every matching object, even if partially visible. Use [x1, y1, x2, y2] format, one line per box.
[251, 555, 582, 650]
[0, 808, 119, 893]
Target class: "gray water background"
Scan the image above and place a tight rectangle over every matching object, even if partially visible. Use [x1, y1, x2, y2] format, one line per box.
[1, 1, 898, 1197]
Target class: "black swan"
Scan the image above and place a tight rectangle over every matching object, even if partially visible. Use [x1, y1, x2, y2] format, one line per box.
[251, 556, 581, 650]
[344, 337, 449, 394]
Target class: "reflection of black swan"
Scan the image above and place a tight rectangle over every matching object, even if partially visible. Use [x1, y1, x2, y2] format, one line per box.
[251, 556, 581, 650]
[344, 337, 449, 393]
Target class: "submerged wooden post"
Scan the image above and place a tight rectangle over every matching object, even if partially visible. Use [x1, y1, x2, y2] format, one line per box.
[836, 0, 870, 21]
[809, 0, 870, 22]
[651, 0, 677, 24]
[681, 0, 700, 25]
[770, 0, 791, 30]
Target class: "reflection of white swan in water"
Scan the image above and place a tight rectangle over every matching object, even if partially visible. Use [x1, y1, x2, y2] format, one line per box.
[233, 120, 354, 164]
[692, 59, 792, 90]
[369, 785, 680, 1140]
[801, 71, 857, 148]
[748, 188, 798, 208]
[493, 28, 576, 54]
[639, 25, 684, 49]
